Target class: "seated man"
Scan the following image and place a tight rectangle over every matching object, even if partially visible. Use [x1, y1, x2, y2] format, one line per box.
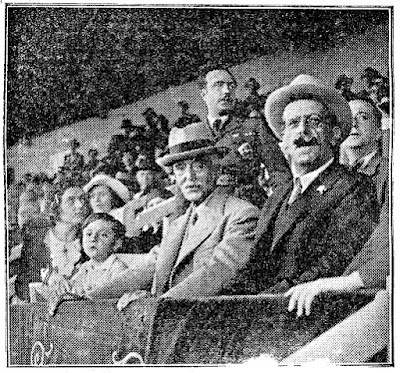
[286, 94, 391, 317]
[88, 122, 260, 299]
[340, 95, 388, 210]
[224, 74, 379, 296]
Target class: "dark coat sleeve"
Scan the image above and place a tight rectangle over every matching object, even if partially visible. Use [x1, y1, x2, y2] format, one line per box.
[342, 197, 389, 289]
[14, 217, 52, 300]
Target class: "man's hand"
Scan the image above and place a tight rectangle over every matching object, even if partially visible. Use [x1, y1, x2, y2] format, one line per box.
[116, 290, 151, 311]
[285, 272, 364, 317]
[47, 272, 71, 296]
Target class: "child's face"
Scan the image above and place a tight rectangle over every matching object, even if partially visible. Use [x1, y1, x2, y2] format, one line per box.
[82, 219, 118, 262]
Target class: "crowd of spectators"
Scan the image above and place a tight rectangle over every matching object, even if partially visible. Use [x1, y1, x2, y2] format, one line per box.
[7, 65, 390, 334]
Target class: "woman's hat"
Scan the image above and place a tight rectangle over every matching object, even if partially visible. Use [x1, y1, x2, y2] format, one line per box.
[83, 174, 130, 203]
[156, 122, 223, 168]
[264, 74, 352, 141]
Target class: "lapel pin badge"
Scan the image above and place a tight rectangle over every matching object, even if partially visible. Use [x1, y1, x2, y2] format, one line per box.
[316, 185, 327, 195]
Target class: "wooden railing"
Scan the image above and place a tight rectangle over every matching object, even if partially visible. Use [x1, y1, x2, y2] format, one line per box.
[8, 289, 389, 366]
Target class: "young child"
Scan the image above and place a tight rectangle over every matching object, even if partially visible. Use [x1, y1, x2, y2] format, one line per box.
[69, 213, 128, 297]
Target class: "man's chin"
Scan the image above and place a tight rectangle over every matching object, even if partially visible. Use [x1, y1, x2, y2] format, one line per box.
[182, 191, 204, 203]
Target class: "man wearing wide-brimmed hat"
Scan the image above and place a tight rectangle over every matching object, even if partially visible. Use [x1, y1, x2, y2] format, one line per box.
[225, 74, 379, 296]
[88, 122, 259, 299]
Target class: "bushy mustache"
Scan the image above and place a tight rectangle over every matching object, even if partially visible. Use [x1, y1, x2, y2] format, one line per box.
[293, 137, 319, 147]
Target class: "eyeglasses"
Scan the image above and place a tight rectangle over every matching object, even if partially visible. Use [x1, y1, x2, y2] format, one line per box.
[172, 160, 210, 175]
[286, 114, 325, 130]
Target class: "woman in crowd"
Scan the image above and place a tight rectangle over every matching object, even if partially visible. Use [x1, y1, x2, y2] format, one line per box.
[83, 173, 131, 222]
[12, 181, 90, 302]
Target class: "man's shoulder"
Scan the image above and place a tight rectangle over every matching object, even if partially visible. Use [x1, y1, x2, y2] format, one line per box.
[330, 163, 375, 192]
[218, 190, 260, 215]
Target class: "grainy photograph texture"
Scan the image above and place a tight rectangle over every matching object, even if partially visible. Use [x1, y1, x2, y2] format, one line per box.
[4, 3, 392, 366]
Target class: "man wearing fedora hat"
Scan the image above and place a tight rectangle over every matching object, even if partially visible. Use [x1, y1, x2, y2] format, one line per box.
[224, 74, 379, 295]
[174, 100, 201, 129]
[87, 122, 259, 299]
[197, 67, 290, 207]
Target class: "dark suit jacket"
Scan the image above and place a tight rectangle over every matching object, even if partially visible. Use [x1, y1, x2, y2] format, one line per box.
[224, 163, 380, 295]
[343, 153, 390, 289]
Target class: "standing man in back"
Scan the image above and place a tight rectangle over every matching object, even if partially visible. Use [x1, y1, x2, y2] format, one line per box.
[198, 67, 290, 207]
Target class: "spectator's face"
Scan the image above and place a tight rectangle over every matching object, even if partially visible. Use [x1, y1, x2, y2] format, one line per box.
[122, 153, 134, 169]
[201, 70, 237, 117]
[82, 219, 117, 262]
[345, 100, 381, 148]
[89, 185, 113, 213]
[136, 170, 156, 191]
[173, 155, 217, 204]
[282, 100, 335, 175]
[59, 187, 88, 224]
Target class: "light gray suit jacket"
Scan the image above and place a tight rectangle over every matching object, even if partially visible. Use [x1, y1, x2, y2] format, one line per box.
[88, 188, 259, 299]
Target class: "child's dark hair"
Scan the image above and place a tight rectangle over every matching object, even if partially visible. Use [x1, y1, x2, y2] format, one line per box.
[82, 213, 126, 240]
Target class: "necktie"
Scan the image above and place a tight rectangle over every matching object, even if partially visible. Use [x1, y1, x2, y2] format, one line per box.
[288, 177, 302, 205]
[213, 119, 222, 134]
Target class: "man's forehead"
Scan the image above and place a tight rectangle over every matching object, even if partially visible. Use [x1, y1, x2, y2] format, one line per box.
[63, 187, 84, 199]
[174, 154, 212, 164]
[283, 99, 326, 119]
[349, 100, 376, 114]
[206, 70, 235, 84]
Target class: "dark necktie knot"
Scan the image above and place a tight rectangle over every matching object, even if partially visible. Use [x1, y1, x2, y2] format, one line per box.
[213, 119, 222, 134]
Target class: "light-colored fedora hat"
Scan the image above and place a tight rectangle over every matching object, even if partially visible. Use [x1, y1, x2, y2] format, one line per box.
[157, 122, 222, 168]
[83, 174, 130, 203]
[264, 74, 352, 141]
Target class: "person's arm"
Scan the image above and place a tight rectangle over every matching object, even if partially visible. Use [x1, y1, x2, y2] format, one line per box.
[86, 249, 157, 299]
[162, 205, 259, 299]
[285, 272, 365, 317]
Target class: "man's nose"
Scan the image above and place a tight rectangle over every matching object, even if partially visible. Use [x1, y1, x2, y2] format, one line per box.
[221, 83, 231, 95]
[297, 118, 312, 135]
[352, 117, 359, 128]
[183, 164, 196, 180]
[75, 198, 84, 209]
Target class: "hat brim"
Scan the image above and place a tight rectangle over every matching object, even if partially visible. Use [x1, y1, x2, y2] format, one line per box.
[83, 175, 130, 203]
[265, 83, 352, 141]
[156, 146, 223, 168]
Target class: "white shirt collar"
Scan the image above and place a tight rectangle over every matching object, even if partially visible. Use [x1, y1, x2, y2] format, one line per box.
[292, 158, 334, 193]
[86, 254, 118, 271]
[358, 150, 378, 170]
[207, 115, 229, 128]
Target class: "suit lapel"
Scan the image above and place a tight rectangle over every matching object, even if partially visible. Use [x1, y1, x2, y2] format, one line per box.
[255, 182, 292, 243]
[154, 208, 193, 295]
[173, 191, 226, 269]
[270, 164, 347, 251]
[174, 208, 220, 268]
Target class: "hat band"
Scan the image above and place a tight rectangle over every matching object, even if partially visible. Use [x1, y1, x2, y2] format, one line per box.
[169, 139, 214, 155]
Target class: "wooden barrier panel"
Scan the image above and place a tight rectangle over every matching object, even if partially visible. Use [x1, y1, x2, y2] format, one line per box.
[9, 298, 158, 365]
[8, 290, 383, 366]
